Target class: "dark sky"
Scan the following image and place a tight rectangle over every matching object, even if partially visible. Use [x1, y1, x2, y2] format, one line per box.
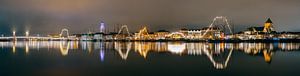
[0, 0, 300, 36]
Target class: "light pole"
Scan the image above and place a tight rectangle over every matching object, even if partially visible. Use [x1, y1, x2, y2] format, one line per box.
[26, 31, 29, 40]
[13, 31, 16, 41]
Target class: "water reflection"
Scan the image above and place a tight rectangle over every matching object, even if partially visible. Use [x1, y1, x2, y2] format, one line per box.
[168, 42, 186, 54]
[0, 41, 300, 69]
[115, 42, 132, 60]
[99, 42, 105, 62]
[59, 41, 70, 56]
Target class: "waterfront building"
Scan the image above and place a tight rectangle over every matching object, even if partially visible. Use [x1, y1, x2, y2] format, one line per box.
[243, 18, 276, 34]
[94, 32, 104, 41]
[240, 27, 265, 39]
[244, 27, 265, 35]
[186, 29, 202, 40]
[176, 27, 222, 40]
[68, 35, 79, 41]
[48, 34, 61, 38]
[167, 32, 185, 40]
[147, 32, 157, 40]
[105, 32, 117, 40]
[81, 34, 94, 41]
[179, 28, 188, 36]
[278, 32, 300, 39]
[154, 30, 170, 40]
[239, 18, 277, 40]
[198, 27, 222, 39]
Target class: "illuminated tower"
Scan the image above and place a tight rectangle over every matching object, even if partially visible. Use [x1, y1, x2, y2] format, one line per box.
[263, 18, 274, 33]
[99, 21, 105, 33]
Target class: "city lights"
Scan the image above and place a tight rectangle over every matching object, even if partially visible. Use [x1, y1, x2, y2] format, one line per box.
[0, 17, 299, 42]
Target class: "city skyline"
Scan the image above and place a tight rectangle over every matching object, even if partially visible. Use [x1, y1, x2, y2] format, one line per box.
[1, 0, 300, 35]
[1, 0, 300, 76]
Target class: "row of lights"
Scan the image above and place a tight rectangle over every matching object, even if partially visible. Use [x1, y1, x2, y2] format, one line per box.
[12, 30, 30, 37]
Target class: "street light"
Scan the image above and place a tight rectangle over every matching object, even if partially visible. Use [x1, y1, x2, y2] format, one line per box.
[25, 31, 30, 41]
[26, 31, 29, 37]
[13, 30, 16, 37]
[13, 31, 16, 41]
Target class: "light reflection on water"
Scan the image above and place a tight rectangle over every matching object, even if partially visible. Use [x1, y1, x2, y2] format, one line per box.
[1, 41, 300, 70]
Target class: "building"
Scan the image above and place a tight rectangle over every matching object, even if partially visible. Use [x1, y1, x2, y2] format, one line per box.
[243, 27, 264, 35]
[278, 32, 300, 39]
[263, 18, 275, 33]
[181, 27, 222, 40]
[48, 34, 61, 38]
[179, 28, 188, 36]
[243, 18, 276, 35]
[154, 30, 170, 40]
[105, 32, 118, 40]
[94, 32, 104, 41]
[186, 29, 202, 39]
[239, 18, 277, 40]
[167, 32, 185, 40]
[199, 27, 222, 39]
[80, 34, 94, 41]
[176, 27, 223, 40]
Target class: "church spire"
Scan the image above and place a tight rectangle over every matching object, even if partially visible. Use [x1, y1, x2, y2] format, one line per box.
[263, 18, 274, 33]
[265, 18, 273, 23]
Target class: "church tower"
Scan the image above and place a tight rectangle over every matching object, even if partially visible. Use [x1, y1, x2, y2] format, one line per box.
[263, 18, 274, 33]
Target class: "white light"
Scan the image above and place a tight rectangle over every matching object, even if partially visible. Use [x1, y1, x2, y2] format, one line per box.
[216, 16, 224, 19]
[26, 31, 29, 36]
[13, 31, 16, 36]
[168, 43, 186, 54]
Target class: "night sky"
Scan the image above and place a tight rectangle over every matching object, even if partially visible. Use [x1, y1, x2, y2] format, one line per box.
[0, 0, 300, 36]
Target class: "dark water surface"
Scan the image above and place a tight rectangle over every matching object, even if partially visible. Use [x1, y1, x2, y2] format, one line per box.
[0, 41, 300, 76]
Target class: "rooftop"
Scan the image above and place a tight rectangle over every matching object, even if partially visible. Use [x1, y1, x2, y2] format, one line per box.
[265, 18, 273, 23]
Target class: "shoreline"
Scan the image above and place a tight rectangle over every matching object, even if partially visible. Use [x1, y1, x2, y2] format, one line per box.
[1, 39, 300, 43]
